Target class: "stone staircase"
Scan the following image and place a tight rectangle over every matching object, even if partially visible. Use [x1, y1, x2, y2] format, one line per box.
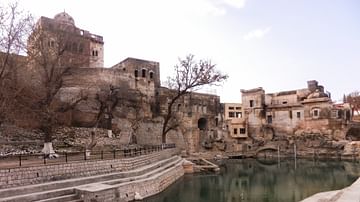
[0, 155, 182, 202]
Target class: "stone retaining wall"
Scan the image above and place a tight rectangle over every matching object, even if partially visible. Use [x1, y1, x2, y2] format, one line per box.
[76, 159, 184, 202]
[0, 149, 177, 189]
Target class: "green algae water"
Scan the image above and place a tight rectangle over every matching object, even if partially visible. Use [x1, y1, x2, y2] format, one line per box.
[144, 159, 360, 202]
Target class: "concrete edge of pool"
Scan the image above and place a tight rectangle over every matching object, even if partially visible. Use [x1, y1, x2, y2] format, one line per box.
[301, 177, 360, 202]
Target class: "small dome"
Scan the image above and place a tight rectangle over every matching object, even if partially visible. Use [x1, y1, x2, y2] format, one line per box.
[307, 89, 328, 99]
[54, 12, 75, 26]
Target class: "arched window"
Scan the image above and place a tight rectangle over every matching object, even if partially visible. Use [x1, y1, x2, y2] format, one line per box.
[149, 71, 154, 79]
[198, 118, 207, 130]
[134, 70, 138, 77]
[142, 69, 146, 78]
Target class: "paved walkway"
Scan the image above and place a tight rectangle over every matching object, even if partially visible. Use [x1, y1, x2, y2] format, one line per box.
[301, 177, 360, 202]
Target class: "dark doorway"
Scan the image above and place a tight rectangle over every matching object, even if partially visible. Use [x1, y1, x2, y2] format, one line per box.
[198, 118, 207, 130]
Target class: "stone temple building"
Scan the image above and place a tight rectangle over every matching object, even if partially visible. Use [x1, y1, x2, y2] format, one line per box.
[25, 12, 223, 153]
[28, 11, 104, 68]
[4, 11, 359, 156]
[224, 80, 355, 155]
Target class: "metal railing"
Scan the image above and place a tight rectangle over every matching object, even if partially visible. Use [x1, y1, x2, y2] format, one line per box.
[0, 143, 176, 169]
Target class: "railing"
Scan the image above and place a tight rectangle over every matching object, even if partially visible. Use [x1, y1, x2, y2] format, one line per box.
[0, 144, 176, 169]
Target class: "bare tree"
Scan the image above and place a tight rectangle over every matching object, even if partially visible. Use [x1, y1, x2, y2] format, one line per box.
[128, 90, 146, 145]
[161, 54, 228, 143]
[346, 91, 360, 117]
[26, 18, 88, 156]
[89, 85, 119, 148]
[0, 2, 33, 123]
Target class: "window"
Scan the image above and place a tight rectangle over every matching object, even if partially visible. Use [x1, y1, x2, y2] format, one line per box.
[203, 106, 207, 113]
[142, 69, 146, 77]
[312, 109, 320, 118]
[338, 110, 343, 118]
[297, 112, 301, 118]
[314, 110, 318, 116]
[228, 107, 234, 110]
[236, 107, 241, 110]
[240, 128, 246, 134]
[282, 101, 288, 104]
[267, 115, 272, 124]
[134, 70, 138, 77]
[250, 100, 254, 107]
[92, 50, 98, 56]
[177, 104, 181, 111]
[48, 40, 55, 47]
[236, 112, 242, 118]
[233, 128, 238, 134]
[149, 72, 154, 79]
[229, 112, 235, 118]
[289, 110, 292, 119]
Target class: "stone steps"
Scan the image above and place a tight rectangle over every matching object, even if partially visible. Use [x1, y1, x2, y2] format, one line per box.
[0, 152, 164, 198]
[0, 154, 179, 202]
[103, 156, 182, 186]
[111, 156, 185, 201]
[35, 193, 81, 202]
[0, 188, 75, 202]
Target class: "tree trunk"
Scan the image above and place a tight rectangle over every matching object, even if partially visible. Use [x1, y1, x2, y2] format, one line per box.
[42, 142, 58, 158]
[107, 130, 112, 138]
[162, 134, 166, 144]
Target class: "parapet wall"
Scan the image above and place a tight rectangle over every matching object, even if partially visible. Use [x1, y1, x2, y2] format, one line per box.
[0, 149, 178, 189]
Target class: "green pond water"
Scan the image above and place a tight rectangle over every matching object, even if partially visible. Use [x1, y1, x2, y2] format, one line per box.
[144, 159, 360, 202]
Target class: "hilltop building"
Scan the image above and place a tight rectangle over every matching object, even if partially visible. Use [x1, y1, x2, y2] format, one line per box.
[26, 12, 222, 153]
[28, 11, 104, 68]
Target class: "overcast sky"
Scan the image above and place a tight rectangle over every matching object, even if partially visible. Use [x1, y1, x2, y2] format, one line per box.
[3, 0, 360, 103]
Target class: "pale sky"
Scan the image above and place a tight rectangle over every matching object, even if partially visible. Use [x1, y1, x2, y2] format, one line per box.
[3, 0, 360, 103]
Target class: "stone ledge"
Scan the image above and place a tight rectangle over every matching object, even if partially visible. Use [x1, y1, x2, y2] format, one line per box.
[301, 177, 360, 202]
[76, 159, 184, 202]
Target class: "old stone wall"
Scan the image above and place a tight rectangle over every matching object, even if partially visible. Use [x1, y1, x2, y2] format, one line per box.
[89, 40, 104, 67]
[117, 160, 184, 202]
[0, 149, 177, 189]
[77, 160, 184, 202]
[111, 57, 160, 88]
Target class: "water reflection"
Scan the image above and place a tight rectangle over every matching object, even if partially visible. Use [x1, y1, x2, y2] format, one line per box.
[144, 159, 360, 202]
